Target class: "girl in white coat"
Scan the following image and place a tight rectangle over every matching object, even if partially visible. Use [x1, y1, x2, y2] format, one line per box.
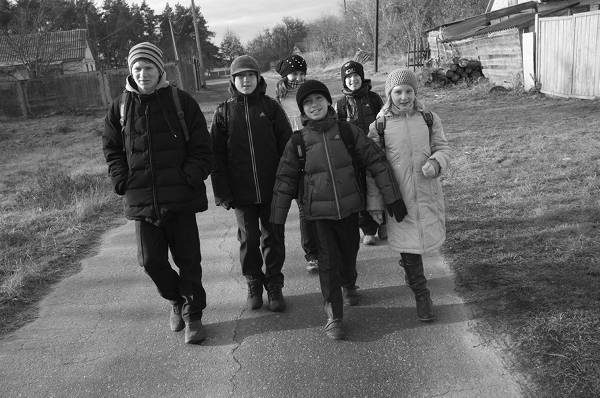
[366, 69, 451, 322]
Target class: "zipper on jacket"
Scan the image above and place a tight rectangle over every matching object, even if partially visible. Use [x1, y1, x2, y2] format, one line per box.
[404, 116, 425, 248]
[322, 131, 342, 219]
[244, 96, 261, 203]
[145, 104, 160, 220]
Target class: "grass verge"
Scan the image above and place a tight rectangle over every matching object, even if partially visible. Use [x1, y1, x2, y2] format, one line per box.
[428, 88, 600, 397]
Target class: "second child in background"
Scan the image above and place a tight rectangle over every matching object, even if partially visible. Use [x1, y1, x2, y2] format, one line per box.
[335, 61, 386, 246]
[275, 55, 319, 272]
[211, 55, 293, 313]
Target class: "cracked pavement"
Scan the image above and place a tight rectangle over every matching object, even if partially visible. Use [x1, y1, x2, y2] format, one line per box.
[0, 181, 524, 397]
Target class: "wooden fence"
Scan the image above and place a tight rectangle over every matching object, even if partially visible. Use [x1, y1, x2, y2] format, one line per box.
[537, 10, 600, 99]
[0, 61, 203, 118]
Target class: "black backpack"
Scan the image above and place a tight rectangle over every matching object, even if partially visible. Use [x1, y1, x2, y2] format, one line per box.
[291, 121, 361, 202]
[119, 84, 189, 142]
[374, 110, 434, 148]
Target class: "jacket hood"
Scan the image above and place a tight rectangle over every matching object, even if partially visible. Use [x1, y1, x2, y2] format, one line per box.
[228, 75, 267, 99]
[125, 73, 170, 94]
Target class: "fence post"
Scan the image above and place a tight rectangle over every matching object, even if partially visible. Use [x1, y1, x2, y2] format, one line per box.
[15, 80, 28, 118]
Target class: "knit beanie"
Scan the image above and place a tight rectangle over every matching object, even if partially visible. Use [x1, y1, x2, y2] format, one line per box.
[341, 60, 364, 82]
[276, 54, 307, 77]
[230, 55, 260, 77]
[128, 42, 164, 74]
[385, 68, 419, 96]
[296, 80, 332, 113]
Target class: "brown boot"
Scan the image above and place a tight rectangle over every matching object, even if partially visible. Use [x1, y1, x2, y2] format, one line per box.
[267, 285, 286, 312]
[401, 253, 436, 322]
[169, 302, 185, 332]
[324, 319, 345, 340]
[184, 320, 206, 344]
[415, 291, 435, 322]
[246, 279, 263, 310]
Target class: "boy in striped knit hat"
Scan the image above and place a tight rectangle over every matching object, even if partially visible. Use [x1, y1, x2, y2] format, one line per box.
[103, 42, 213, 344]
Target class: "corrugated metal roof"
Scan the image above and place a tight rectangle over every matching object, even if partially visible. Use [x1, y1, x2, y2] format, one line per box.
[0, 29, 89, 65]
[429, 1, 581, 42]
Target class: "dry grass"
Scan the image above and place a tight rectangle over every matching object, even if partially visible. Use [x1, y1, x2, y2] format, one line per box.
[0, 114, 122, 333]
[425, 88, 600, 397]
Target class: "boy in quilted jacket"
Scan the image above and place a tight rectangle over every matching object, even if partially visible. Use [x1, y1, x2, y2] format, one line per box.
[270, 80, 406, 340]
[367, 69, 451, 322]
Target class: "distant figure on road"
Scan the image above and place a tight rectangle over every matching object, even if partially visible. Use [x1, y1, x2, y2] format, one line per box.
[335, 60, 386, 246]
[367, 69, 451, 322]
[270, 80, 406, 340]
[211, 55, 292, 313]
[275, 54, 320, 273]
[102, 42, 213, 344]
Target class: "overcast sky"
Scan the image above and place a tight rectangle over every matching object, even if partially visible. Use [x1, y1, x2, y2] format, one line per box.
[142, 0, 342, 45]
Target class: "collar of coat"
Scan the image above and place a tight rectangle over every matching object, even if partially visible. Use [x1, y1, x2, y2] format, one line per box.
[125, 73, 170, 94]
[378, 98, 426, 119]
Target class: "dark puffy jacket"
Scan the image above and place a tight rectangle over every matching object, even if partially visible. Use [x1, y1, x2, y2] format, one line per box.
[270, 110, 402, 224]
[103, 78, 213, 223]
[335, 80, 383, 133]
[210, 77, 292, 206]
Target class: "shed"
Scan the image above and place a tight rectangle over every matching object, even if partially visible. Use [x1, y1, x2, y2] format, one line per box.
[426, 1, 593, 87]
[0, 29, 96, 80]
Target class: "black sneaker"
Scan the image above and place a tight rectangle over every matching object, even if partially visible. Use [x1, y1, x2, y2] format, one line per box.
[247, 280, 263, 310]
[267, 286, 286, 312]
[169, 302, 185, 332]
[306, 259, 319, 272]
[184, 320, 206, 344]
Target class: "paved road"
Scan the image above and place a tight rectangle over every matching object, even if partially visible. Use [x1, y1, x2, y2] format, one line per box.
[0, 180, 523, 397]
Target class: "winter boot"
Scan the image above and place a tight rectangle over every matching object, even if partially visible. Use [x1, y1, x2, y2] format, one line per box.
[184, 319, 206, 344]
[169, 302, 185, 332]
[400, 254, 435, 322]
[247, 279, 263, 310]
[267, 284, 286, 312]
[323, 301, 345, 340]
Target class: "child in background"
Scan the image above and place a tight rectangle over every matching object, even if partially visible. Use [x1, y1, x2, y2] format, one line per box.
[367, 69, 451, 322]
[275, 54, 319, 272]
[211, 55, 293, 312]
[270, 80, 406, 340]
[335, 60, 386, 246]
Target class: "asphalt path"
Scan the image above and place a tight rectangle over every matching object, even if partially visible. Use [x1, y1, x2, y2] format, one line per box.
[0, 178, 523, 398]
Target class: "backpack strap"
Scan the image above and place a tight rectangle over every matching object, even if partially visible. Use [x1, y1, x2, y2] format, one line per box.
[338, 121, 365, 192]
[291, 130, 306, 201]
[170, 85, 189, 142]
[336, 96, 347, 121]
[374, 115, 386, 148]
[118, 90, 130, 153]
[419, 110, 434, 147]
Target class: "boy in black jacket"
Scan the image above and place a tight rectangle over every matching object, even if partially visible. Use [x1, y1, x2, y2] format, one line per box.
[211, 55, 293, 312]
[270, 80, 406, 339]
[336, 60, 386, 245]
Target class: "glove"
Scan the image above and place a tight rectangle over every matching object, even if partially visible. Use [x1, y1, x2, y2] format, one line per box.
[115, 179, 127, 196]
[368, 210, 384, 225]
[271, 223, 285, 237]
[386, 199, 407, 223]
[422, 158, 440, 178]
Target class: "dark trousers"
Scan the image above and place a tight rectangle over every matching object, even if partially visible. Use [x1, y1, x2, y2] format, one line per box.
[297, 199, 319, 261]
[135, 212, 206, 323]
[314, 213, 360, 320]
[234, 202, 285, 287]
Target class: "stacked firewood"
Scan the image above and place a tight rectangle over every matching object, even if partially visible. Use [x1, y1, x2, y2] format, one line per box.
[426, 58, 484, 86]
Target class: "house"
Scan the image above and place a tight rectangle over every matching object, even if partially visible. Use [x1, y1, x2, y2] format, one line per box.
[0, 29, 96, 80]
[426, 0, 600, 88]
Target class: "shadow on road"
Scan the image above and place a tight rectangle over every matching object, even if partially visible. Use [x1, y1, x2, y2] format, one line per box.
[201, 283, 473, 346]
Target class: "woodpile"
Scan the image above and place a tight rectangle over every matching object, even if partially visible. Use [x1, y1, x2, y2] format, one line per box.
[426, 58, 484, 86]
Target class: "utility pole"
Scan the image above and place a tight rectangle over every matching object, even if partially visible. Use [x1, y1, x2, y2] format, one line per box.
[374, 0, 379, 72]
[190, 0, 205, 88]
[168, 16, 184, 87]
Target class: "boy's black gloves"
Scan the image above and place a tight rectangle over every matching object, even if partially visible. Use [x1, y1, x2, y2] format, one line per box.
[386, 199, 407, 222]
